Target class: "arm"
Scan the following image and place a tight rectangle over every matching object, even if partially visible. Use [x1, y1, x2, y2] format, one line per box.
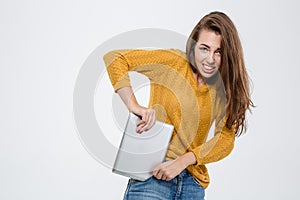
[116, 86, 155, 133]
[152, 118, 235, 181]
[103, 49, 175, 132]
[103, 49, 180, 93]
[189, 119, 235, 165]
[153, 96, 235, 180]
[190, 95, 236, 165]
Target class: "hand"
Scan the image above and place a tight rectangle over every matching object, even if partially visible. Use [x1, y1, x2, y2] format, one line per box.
[132, 106, 156, 134]
[152, 159, 186, 181]
[152, 152, 197, 181]
[116, 87, 156, 133]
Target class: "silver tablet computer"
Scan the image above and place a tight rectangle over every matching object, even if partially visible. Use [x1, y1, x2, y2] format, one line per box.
[112, 113, 174, 181]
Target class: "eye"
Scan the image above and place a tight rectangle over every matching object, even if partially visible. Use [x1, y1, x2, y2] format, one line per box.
[215, 50, 222, 56]
[199, 47, 208, 53]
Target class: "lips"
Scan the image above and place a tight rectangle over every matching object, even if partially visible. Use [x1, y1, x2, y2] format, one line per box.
[202, 64, 216, 74]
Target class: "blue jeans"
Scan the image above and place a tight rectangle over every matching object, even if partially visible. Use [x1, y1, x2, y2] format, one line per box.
[123, 170, 205, 200]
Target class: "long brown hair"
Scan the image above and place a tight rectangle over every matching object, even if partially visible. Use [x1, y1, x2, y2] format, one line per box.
[186, 11, 254, 136]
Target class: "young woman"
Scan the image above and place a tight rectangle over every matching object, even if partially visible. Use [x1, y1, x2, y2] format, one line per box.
[104, 11, 254, 200]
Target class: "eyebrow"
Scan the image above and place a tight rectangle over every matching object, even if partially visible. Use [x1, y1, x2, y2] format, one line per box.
[199, 44, 210, 48]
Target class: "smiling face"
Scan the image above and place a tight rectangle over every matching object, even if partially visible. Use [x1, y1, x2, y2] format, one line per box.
[194, 29, 222, 79]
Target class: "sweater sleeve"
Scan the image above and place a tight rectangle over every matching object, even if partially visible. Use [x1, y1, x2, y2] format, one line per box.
[103, 49, 182, 92]
[190, 110, 236, 165]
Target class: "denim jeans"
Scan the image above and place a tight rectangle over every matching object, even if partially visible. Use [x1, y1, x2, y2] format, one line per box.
[123, 169, 205, 200]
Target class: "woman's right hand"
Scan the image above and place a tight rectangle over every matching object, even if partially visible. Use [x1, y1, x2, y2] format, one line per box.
[132, 105, 156, 134]
[116, 86, 156, 134]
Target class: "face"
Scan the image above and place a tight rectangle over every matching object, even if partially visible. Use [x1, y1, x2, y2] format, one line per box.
[194, 29, 222, 79]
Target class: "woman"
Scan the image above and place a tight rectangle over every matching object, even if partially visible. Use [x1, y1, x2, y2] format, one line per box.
[104, 11, 254, 200]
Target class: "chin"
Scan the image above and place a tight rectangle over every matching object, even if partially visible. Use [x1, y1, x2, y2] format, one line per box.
[200, 70, 217, 79]
[202, 72, 220, 84]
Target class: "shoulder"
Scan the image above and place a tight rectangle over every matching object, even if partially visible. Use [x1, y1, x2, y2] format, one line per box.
[168, 48, 187, 60]
[104, 48, 187, 59]
[134, 48, 187, 62]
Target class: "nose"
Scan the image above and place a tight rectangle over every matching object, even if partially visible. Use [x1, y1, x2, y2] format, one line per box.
[206, 52, 215, 64]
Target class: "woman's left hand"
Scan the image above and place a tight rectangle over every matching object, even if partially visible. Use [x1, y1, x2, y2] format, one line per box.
[152, 152, 197, 181]
[152, 159, 185, 181]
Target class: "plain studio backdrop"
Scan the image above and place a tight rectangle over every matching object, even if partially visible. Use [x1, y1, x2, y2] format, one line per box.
[1, 0, 299, 199]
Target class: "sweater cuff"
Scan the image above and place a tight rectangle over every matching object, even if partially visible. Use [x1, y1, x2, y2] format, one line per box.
[113, 74, 131, 92]
[190, 148, 202, 166]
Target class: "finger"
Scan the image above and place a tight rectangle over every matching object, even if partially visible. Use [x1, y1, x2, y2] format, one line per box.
[136, 122, 146, 134]
[152, 169, 158, 177]
[148, 113, 156, 130]
[143, 112, 154, 131]
[142, 111, 148, 124]
[140, 110, 155, 132]
[162, 171, 173, 181]
[139, 118, 151, 132]
[154, 169, 163, 180]
[163, 175, 171, 181]
[136, 119, 145, 126]
[152, 165, 164, 179]
[156, 169, 166, 180]
[139, 123, 149, 132]
[153, 161, 171, 172]
[136, 115, 148, 133]
[153, 162, 164, 172]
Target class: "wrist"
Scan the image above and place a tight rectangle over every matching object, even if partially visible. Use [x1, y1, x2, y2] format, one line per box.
[180, 152, 197, 168]
[128, 101, 140, 114]
[130, 105, 143, 116]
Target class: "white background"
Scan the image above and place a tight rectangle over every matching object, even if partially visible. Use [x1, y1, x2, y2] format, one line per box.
[1, 0, 300, 199]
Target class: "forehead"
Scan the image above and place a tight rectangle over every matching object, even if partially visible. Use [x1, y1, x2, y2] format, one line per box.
[197, 29, 221, 49]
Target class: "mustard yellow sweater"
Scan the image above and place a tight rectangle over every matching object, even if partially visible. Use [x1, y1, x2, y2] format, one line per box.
[103, 49, 235, 188]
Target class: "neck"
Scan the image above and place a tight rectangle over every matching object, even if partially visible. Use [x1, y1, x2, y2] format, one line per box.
[193, 72, 206, 87]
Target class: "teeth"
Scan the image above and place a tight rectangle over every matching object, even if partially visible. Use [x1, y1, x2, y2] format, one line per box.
[203, 65, 215, 70]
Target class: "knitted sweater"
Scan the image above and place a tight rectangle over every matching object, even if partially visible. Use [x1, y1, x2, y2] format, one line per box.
[103, 49, 235, 188]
